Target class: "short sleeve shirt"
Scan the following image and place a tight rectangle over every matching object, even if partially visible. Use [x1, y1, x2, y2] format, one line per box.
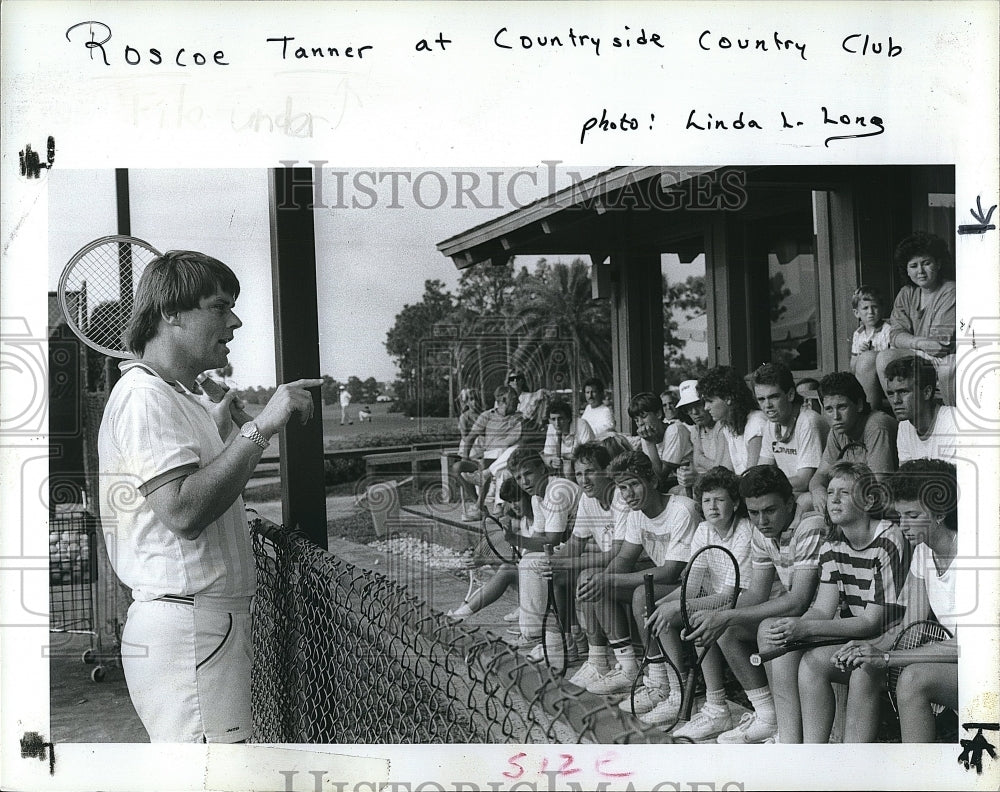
[821, 410, 898, 476]
[97, 364, 256, 601]
[529, 477, 581, 539]
[572, 493, 615, 552]
[751, 508, 826, 597]
[582, 404, 616, 438]
[760, 408, 828, 477]
[723, 410, 768, 474]
[622, 495, 699, 566]
[851, 322, 892, 355]
[543, 419, 595, 458]
[689, 517, 754, 590]
[897, 406, 959, 463]
[910, 542, 957, 633]
[818, 520, 911, 623]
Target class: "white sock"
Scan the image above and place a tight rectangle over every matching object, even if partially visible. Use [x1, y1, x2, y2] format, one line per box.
[611, 640, 638, 674]
[746, 686, 777, 725]
[589, 645, 611, 671]
[706, 687, 727, 708]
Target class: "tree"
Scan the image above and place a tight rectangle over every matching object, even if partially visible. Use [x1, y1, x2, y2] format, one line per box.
[360, 377, 379, 402]
[384, 279, 456, 402]
[663, 274, 709, 385]
[511, 258, 613, 417]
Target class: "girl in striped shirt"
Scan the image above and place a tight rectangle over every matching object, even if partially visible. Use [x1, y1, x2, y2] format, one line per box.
[765, 461, 911, 742]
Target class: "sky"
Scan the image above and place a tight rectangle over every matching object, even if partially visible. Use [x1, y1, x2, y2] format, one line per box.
[48, 166, 703, 387]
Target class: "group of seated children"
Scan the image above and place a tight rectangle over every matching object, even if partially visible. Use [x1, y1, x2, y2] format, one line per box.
[446, 349, 959, 744]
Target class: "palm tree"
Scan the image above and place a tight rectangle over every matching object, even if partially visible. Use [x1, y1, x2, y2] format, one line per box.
[511, 258, 612, 419]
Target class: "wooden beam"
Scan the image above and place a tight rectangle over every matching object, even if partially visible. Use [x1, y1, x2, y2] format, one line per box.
[268, 167, 327, 548]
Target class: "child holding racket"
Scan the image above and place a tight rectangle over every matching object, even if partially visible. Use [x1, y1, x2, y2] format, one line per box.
[640, 467, 753, 736]
[832, 458, 958, 742]
[683, 465, 825, 744]
[521, 442, 627, 675]
[769, 461, 911, 743]
[576, 451, 699, 704]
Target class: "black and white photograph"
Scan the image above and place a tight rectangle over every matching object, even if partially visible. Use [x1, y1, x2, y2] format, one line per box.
[2, 3, 998, 792]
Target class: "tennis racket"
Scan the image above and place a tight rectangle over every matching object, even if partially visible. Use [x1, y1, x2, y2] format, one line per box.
[678, 544, 741, 722]
[749, 638, 846, 666]
[540, 544, 568, 674]
[480, 512, 522, 564]
[887, 620, 953, 715]
[57, 235, 251, 423]
[630, 573, 683, 727]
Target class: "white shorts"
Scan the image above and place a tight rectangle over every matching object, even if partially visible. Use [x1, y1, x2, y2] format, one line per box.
[122, 597, 252, 743]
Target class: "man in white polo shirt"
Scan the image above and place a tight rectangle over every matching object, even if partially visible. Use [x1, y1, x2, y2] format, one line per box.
[98, 250, 321, 742]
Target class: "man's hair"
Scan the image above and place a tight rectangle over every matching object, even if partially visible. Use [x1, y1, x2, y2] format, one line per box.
[583, 377, 605, 394]
[827, 461, 884, 517]
[573, 441, 611, 470]
[891, 458, 958, 531]
[507, 370, 528, 388]
[498, 476, 523, 503]
[600, 433, 636, 461]
[607, 450, 656, 483]
[493, 384, 518, 401]
[126, 251, 240, 356]
[738, 464, 793, 502]
[751, 361, 796, 396]
[548, 399, 572, 422]
[698, 366, 758, 434]
[884, 356, 937, 393]
[694, 466, 741, 504]
[627, 392, 663, 419]
[851, 284, 885, 309]
[818, 371, 869, 410]
[508, 447, 545, 475]
[894, 231, 954, 281]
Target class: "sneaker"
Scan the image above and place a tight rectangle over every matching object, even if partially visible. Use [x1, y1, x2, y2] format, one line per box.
[568, 661, 608, 689]
[508, 632, 542, 650]
[502, 608, 521, 622]
[716, 712, 779, 744]
[639, 694, 682, 726]
[618, 683, 668, 715]
[445, 607, 472, 621]
[671, 704, 733, 741]
[585, 664, 639, 696]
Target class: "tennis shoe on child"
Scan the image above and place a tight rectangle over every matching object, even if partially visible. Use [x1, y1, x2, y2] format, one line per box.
[502, 608, 521, 622]
[568, 661, 607, 689]
[585, 664, 638, 696]
[618, 683, 668, 715]
[671, 703, 732, 741]
[716, 712, 779, 744]
[638, 694, 681, 726]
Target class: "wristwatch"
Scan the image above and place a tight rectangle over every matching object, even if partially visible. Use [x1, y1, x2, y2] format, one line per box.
[239, 421, 269, 449]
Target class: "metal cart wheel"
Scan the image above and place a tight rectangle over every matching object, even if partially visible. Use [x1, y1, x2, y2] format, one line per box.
[82, 649, 96, 664]
[90, 666, 106, 683]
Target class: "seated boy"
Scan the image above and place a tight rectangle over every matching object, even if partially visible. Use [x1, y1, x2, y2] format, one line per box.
[884, 357, 958, 463]
[682, 465, 825, 743]
[452, 385, 524, 521]
[505, 449, 581, 646]
[766, 462, 910, 743]
[752, 362, 828, 501]
[575, 452, 699, 700]
[675, 379, 731, 492]
[627, 391, 693, 491]
[639, 467, 753, 734]
[520, 442, 624, 672]
[542, 399, 594, 478]
[809, 371, 897, 518]
[848, 285, 892, 410]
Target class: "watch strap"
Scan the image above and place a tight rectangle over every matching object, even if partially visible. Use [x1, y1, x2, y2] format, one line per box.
[240, 422, 269, 450]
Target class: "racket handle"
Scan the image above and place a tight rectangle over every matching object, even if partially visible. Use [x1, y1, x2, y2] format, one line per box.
[544, 544, 554, 558]
[643, 573, 656, 614]
[197, 375, 254, 427]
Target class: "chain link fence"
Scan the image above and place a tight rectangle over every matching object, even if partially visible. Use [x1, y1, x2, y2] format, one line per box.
[250, 519, 674, 744]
